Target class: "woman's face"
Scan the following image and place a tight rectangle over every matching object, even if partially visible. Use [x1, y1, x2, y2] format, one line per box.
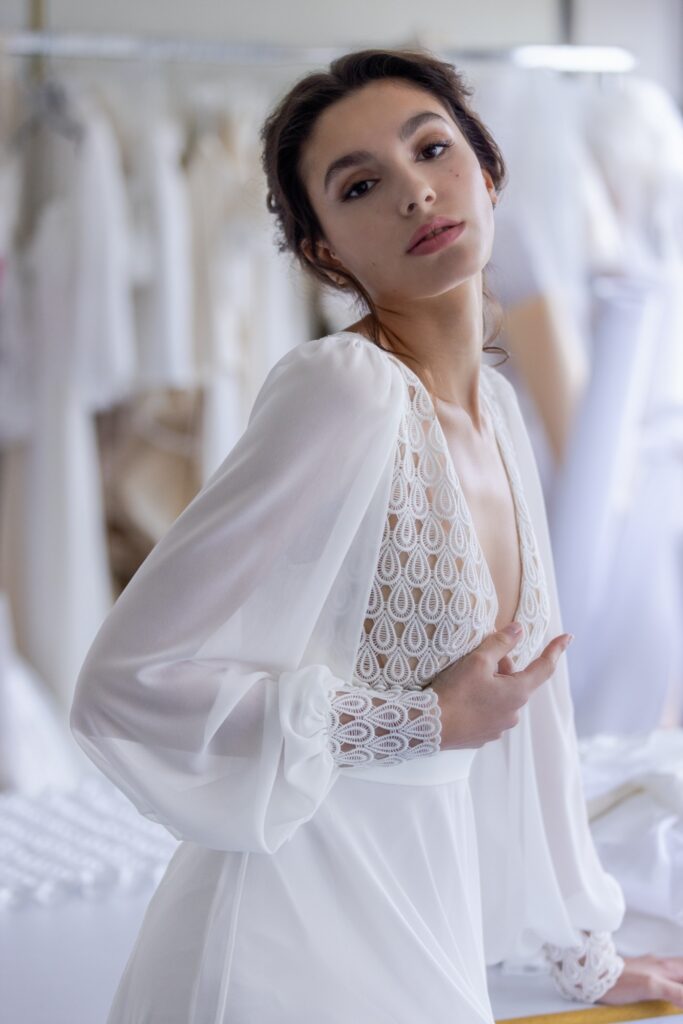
[299, 77, 497, 307]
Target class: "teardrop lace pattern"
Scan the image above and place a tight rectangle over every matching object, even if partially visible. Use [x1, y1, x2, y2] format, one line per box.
[325, 687, 442, 766]
[352, 354, 551, 693]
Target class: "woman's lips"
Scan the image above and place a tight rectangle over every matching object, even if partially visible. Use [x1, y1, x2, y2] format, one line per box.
[408, 221, 466, 255]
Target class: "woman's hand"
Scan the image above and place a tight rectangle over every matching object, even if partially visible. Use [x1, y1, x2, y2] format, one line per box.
[597, 954, 683, 1008]
[430, 622, 573, 750]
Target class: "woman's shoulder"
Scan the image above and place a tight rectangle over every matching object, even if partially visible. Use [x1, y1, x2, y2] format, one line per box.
[279, 329, 399, 372]
[248, 330, 406, 428]
[267, 330, 404, 401]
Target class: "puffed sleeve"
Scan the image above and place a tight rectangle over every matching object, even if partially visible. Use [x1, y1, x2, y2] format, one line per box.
[468, 366, 626, 968]
[69, 334, 406, 854]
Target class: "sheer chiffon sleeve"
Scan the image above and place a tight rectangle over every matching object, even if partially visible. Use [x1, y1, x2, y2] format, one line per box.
[70, 334, 414, 855]
[468, 366, 626, 980]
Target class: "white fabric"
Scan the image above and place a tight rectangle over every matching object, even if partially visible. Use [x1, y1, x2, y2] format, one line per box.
[579, 729, 683, 941]
[549, 273, 664, 729]
[185, 129, 246, 481]
[184, 95, 314, 483]
[0, 86, 126, 713]
[128, 110, 195, 390]
[1, 775, 176, 1024]
[0, 773, 177, 909]
[473, 66, 588, 333]
[0, 592, 82, 794]
[472, 66, 593, 502]
[545, 76, 683, 736]
[0, 141, 29, 444]
[70, 331, 624, 1022]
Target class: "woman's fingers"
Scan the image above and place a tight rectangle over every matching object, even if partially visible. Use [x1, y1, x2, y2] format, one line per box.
[660, 957, 683, 984]
[649, 974, 683, 1006]
[496, 654, 515, 675]
[495, 634, 572, 693]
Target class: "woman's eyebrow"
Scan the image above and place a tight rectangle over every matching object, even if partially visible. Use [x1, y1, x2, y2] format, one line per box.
[323, 110, 451, 193]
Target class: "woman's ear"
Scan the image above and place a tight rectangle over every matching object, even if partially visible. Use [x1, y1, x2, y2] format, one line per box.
[482, 169, 498, 207]
[301, 236, 347, 287]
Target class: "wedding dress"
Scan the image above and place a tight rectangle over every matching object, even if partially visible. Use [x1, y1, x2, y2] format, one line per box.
[70, 331, 625, 1023]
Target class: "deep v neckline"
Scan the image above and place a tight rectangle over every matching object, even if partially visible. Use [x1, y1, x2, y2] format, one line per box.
[345, 336, 526, 629]
[401, 358, 525, 629]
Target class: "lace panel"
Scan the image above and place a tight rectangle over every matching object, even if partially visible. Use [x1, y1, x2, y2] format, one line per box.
[543, 931, 625, 1003]
[352, 355, 551, 694]
[325, 686, 442, 767]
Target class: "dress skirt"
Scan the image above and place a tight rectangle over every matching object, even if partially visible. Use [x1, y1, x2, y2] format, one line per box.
[106, 748, 495, 1024]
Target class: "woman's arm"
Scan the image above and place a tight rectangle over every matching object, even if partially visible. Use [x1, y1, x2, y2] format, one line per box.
[70, 335, 443, 855]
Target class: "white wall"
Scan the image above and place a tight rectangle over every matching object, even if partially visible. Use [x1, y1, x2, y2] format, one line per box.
[1, 1, 680, 104]
[1, 0, 559, 47]
[574, 0, 682, 104]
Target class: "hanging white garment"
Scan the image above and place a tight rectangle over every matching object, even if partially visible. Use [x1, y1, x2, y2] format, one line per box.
[578, 729, 683, 953]
[475, 65, 589, 337]
[185, 87, 312, 483]
[559, 76, 683, 734]
[185, 129, 245, 481]
[550, 273, 664, 729]
[0, 592, 83, 793]
[0, 84, 129, 715]
[127, 109, 195, 391]
[472, 67, 593, 502]
[70, 332, 624, 1023]
[0, 139, 28, 444]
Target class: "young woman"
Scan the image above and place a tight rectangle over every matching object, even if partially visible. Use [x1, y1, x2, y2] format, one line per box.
[70, 47, 683, 1023]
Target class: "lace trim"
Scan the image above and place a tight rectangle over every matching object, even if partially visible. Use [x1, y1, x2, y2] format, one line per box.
[478, 369, 553, 670]
[325, 687, 442, 767]
[352, 353, 551, 694]
[543, 931, 625, 1004]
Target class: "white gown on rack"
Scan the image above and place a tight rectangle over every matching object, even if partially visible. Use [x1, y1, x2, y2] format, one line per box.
[1, 84, 135, 716]
[70, 332, 624, 1023]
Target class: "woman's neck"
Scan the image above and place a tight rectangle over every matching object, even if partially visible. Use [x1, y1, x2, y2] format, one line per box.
[346, 280, 486, 430]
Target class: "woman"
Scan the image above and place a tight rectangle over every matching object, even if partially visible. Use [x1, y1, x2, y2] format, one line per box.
[70, 48, 683, 1022]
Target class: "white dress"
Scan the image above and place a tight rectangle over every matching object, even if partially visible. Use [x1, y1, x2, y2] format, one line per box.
[70, 332, 625, 1023]
[1, 85, 132, 716]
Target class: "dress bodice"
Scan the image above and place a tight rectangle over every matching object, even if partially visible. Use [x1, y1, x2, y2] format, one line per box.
[351, 347, 552, 692]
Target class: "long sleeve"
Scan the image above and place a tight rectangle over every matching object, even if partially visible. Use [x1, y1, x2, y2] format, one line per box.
[70, 334, 411, 854]
[468, 366, 626, 972]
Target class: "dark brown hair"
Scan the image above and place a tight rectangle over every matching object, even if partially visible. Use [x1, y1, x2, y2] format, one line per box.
[259, 46, 510, 387]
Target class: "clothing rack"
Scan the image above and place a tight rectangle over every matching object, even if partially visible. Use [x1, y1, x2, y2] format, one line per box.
[0, 32, 637, 73]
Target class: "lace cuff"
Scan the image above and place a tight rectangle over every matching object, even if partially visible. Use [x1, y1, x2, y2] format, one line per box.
[324, 686, 442, 767]
[543, 930, 625, 1004]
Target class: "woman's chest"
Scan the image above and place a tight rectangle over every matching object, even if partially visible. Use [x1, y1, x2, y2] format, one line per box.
[436, 404, 522, 634]
[352, 360, 551, 692]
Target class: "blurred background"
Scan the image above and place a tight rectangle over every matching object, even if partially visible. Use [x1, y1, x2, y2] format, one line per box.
[1, 2, 683, 1021]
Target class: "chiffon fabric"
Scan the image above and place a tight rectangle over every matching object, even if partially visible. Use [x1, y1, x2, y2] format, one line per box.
[70, 331, 624, 1023]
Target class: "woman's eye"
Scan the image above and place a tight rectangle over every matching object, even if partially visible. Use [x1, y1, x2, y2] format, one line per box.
[341, 179, 374, 202]
[421, 139, 453, 159]
[340, 139, 453, 202]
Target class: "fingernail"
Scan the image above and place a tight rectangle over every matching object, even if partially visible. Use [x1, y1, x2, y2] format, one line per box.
[565, 633, 575, 647]
[505, 622, 523, 636]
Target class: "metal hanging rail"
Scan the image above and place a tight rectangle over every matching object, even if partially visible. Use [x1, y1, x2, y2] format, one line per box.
[0, 31, 637, 73]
